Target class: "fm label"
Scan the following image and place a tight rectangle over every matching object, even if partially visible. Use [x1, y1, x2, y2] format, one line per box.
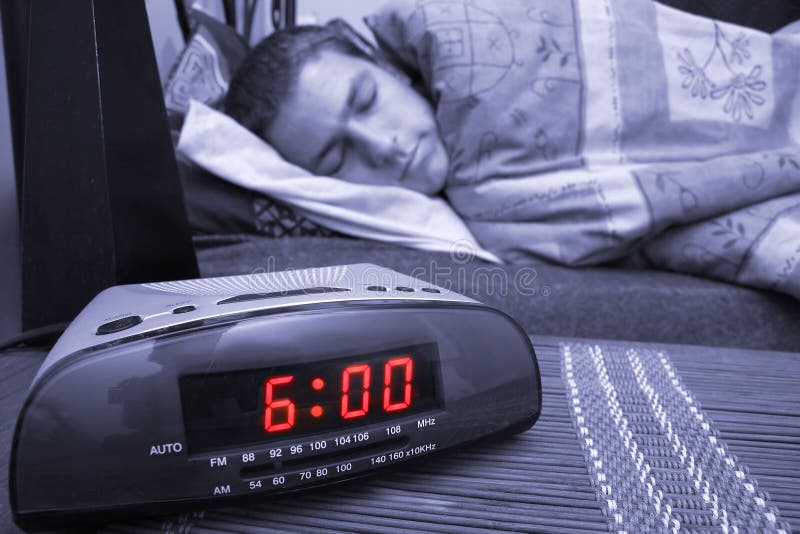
[150, 442, 183, 455]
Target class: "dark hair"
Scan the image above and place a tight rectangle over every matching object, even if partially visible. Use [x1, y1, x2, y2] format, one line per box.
[225, 24, 370, 137]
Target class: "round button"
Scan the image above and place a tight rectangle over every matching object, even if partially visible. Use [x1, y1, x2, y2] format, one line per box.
[395, 286, 414, 292]
[421, 287, 441, 294]
[366, 286, 387, 292]
[96, 315, 142, 335]
[172, 305, 196, 314]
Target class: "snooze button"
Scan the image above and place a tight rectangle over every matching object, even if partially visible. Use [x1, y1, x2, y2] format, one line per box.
[96, 316, 142, 335]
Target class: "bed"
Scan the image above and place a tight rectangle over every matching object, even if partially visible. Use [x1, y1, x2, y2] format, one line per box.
[164, 1, 800, 351]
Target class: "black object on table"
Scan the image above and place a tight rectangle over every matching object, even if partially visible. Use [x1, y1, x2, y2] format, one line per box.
[3, 0, 199, 331]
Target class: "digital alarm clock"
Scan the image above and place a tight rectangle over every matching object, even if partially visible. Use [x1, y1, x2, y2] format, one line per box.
[10, 264, 541, 530]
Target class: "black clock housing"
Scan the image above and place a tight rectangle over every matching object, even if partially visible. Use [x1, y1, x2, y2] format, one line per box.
[11, 267, 541, 531]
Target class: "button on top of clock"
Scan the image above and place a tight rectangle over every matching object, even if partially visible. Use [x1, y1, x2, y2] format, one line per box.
[96, 316, 143, 335]
[217, 286, 350, 305]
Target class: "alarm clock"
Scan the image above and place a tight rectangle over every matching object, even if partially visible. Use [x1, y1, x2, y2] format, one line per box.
[10, 264, 541, 530]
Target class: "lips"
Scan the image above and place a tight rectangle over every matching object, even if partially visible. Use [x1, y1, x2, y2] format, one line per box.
[399, 136, 423, 182]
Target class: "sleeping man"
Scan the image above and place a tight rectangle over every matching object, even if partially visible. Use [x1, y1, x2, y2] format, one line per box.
[223, 0, 800, 300]
[225, 23, 450, 195]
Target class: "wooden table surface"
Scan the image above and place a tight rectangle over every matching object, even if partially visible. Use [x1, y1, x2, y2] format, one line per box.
[1, 336, 798, 533]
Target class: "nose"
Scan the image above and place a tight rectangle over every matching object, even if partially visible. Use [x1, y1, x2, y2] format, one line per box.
[348, 121, 405, 167]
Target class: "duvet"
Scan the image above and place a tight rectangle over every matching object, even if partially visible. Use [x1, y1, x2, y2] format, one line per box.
[368, 0, 800, 299]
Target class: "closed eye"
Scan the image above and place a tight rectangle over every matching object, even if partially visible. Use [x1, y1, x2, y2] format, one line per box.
[350, 72, 378, 114]
[318, 141, 346, 176]
[316, 71, 375, 175]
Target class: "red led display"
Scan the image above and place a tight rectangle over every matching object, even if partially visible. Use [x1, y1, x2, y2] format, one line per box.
[264, 357, 423, 432]
[180, 343, 440, 452]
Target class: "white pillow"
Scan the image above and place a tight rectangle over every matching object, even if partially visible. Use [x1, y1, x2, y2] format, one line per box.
[178, 101, 500, 263]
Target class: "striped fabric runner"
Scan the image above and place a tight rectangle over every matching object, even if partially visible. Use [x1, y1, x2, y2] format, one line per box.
[101, 338, 798, 533]
[563, 342, 792, 533]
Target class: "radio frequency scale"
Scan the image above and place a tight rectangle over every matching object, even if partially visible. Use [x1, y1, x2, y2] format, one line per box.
[10, 264, 541, 530]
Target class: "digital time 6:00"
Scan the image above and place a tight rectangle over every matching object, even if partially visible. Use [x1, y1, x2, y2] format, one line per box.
[265, 355, 416, 431]
[180, 343, 441, 453]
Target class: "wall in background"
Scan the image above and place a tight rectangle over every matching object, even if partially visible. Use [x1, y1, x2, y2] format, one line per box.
[145, 0, 184, 81]
[296, 0, 375, 39]
[146, 0, 377, 82]
[0, 13, 22, 340]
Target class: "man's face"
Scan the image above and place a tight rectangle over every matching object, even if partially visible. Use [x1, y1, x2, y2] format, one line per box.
[265, 49, 449, 195]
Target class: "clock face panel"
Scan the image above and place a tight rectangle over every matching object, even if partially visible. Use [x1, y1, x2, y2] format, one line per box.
[180, 343, 441, 454]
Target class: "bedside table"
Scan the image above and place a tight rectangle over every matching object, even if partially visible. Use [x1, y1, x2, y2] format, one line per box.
[2, 336, 798, 532]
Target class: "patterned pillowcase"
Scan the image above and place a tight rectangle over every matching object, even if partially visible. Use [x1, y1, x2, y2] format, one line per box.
[163, 10, 249, 131]
[365, 0, 584, 187]
[164, 12, 339, 238]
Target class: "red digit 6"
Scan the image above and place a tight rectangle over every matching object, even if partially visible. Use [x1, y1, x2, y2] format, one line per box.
[264, 375, 295, 431]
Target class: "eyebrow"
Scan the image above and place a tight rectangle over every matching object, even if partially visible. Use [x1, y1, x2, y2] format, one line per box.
[311, 70, 371, 172]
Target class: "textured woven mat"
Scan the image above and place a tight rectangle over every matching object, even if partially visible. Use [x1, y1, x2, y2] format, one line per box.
[96, 338, 797, 534]
[1, 338, 796, 533]
[563, 342, 794, 533]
